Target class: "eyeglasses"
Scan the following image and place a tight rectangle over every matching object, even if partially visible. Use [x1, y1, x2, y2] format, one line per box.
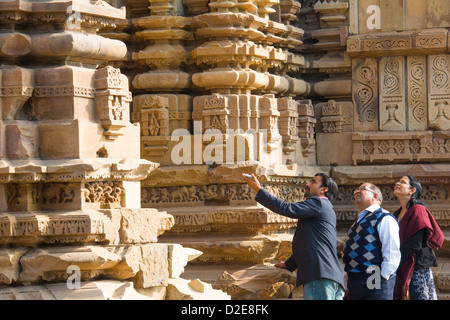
[354, 185, 376, 194]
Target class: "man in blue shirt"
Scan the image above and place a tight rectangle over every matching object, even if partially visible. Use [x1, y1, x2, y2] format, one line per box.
[243, 173, 345, 300]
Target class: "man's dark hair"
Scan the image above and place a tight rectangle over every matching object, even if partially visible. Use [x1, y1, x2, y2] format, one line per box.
[315, 173, 338, 202]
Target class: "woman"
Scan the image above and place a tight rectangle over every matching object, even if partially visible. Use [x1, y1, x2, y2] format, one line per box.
[393, 175, 444, 300]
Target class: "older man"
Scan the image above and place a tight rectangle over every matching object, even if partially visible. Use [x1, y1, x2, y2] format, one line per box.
[342, 182, 400, 300]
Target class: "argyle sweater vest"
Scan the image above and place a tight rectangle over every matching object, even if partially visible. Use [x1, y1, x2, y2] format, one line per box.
[343, 208, 392, 273]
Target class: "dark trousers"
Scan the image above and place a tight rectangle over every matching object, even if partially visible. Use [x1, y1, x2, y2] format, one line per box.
[347, 272, 396, 300]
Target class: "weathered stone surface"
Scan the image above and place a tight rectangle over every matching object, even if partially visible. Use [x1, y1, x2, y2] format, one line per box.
[166, 277, 230, 300]
[0, 248, 27, 284]
[118, 208, 174, 244]
[19, 246, 123, 284]
[0, 281, 151, 300]
[213, 265, 296, 300]
[162, 234, 292, 265]
[168, 244, 202, 278]
[115, 244, 169, 288]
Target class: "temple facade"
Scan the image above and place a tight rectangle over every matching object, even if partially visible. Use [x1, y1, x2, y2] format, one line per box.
[0, 0, 448, 299]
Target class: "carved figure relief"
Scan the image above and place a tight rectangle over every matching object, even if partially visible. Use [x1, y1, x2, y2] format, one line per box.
[42, 183, 74, 204]
[142, 184, 253, 206]
[6, 184, 21, 206]
[83, 181, 124, 207]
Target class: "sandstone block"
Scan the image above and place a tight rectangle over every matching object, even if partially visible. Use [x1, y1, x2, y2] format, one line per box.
[0, 280, 151, 300]
[0, 285, 55, 300]
[46, 280, 150, 300]
[19, 246, 122, 284]
[124, 244, 169, 288]
[117, 208, 174, 244]
[213, 265, 296, 300]
[38, 121, 80, 159]
[166, 277, 230, 300]
[168, 244, 202, 278]
[5, 123, 38, 159]
[0, 248, 27, 285]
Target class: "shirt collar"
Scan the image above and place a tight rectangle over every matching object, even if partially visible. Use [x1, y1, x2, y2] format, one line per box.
[357, 204, 381, 222]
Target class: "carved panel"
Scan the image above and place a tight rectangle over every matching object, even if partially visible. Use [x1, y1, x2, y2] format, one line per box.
[379, 56, 405, 131]
[168, 209, 297, 234]
[82, 181, 125, 208]
[142, 184, 253, 207]
[428, 55, 450, 130]
[278, 97, 298, 154]
[334, 184, 446, 206]
[95, 66, 132, 140]
[42, 183, 75, 205]
[407, 55, 428, 131]
[297, 99, 316, 156]
[259, 94, 280, 154]
[320, 100, 343, 133]
[352, 58, 378, 131]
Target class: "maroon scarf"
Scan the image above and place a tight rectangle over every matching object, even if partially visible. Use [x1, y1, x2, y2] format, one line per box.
[394, 204, 444, 300]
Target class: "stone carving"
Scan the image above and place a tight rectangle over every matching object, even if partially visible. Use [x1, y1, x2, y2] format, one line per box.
[6, 184, 21, 206]
[353, 58, 378, 131]
[314, 0, 349, 28]
[407, 55, 427, 131]
[352, 130, 450, 164]
[42, 184, 74, 204]
[142, 184, 253, 206]
[95, 66, 133, 139]
[83, 181, 125, 207]
[380, 56, 405, 131]
[429, 55, 450, 130]
[0, 0, 192, 301]
[1, 0, 450, 301]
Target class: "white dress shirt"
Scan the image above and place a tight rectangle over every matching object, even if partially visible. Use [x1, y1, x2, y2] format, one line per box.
[356, 204, 401, 280]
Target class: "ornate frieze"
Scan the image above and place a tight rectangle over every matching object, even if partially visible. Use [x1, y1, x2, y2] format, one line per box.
[352, 131, 450, 164]
[142, 180, 305, 206]
[347, 30, 449, 57]
[142, 183, 253, 206]
[166, 207, 297, 234]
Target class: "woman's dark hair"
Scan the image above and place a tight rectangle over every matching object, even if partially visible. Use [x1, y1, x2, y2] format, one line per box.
[315, 173, 338, 202]
[405, 174, 425, 209]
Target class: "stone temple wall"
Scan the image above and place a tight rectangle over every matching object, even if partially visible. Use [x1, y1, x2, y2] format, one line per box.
[0, 0, 228, 300]
[0, 0, 449, 300]
[119, 0, 450, 299]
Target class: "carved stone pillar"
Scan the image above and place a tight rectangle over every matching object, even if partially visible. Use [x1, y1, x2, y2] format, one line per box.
[131, 0, 194, 160]
[0, 0, 177, 299]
